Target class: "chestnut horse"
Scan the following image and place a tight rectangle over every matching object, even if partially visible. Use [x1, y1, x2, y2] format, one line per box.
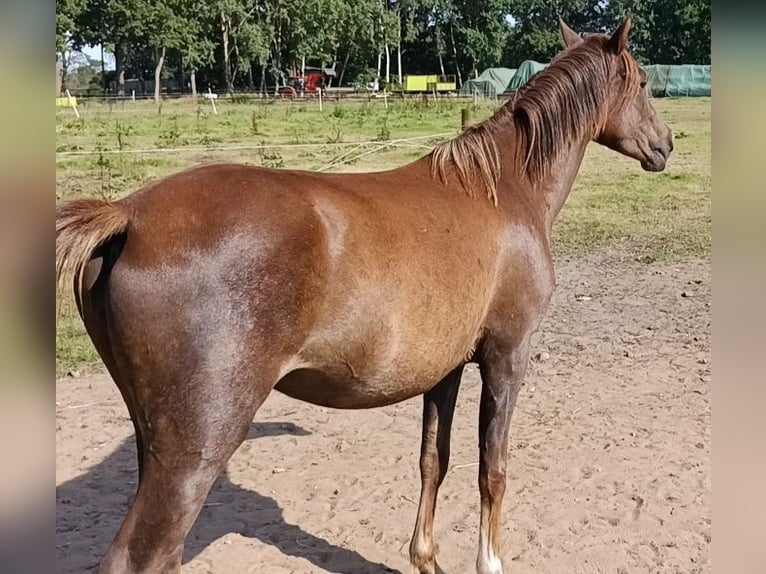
[56, 18, 673, 574]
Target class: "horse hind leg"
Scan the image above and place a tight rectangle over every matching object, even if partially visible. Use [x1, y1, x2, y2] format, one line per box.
[79, 258, 147, 482]
[95, 366, 275, 574]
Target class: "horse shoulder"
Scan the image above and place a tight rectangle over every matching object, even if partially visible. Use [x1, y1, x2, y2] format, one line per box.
[484, 221, 556, 341]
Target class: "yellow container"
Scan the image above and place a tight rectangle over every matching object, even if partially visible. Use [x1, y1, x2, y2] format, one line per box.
[403, 75, 438, 92]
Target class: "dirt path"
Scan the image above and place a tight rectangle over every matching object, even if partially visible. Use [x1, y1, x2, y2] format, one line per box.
[56, 254, 711, 574]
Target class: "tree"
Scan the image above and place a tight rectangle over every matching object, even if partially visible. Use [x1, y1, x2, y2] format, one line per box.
[56, 0, 710, 96]
[73, 0, 135, 95]
[503, 0, 606, 66]
[125, 0, 190, 102]
[452, 0, 512, 79]
[176, 1, 217, 96]
[606, 0, 710, 64]
[66, 54, 108, 95]
[56, 0, 85, 95]
[215, 0, 267, 94]
[333, 0, 382, 85]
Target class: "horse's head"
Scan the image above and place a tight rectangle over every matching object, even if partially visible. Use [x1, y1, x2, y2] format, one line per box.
[560, 17, 674, 172]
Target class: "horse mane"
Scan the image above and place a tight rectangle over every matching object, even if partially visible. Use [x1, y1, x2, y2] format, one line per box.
[430, 35, 642, 205]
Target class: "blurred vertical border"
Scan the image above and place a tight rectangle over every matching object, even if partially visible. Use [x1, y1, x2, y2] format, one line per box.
[0, 0, 53, 573]
[0, 0, 761, 573]
[713, 1, 766, 573]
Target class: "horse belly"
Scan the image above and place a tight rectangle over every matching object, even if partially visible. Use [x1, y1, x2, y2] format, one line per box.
[274, 353, 455, 410]
[273, 265, 488, 409]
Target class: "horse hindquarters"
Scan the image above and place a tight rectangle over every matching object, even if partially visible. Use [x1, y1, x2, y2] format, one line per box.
[89, 261, 283, 573]
[58, 198, 306, 573]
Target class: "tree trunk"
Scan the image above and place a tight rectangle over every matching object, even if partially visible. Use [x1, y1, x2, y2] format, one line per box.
[55, 55, 63, 97]
[300, 55, 305, 96]
[100, 45, 106, 94]
[377, 52, 382, 79]
[271, 60, 280, 93]
[232, 41, 241, 89]
[222, 15, 233, 94]
[273, 65, 280, 93]
[260, 63, 266, 94]
[385, 44, 390, 84]
[338, 51, 350, 86]
[272, 28, 283, 94]
[190, 69, 197, 97]
[325, 59, 333, 88]
[449, 21, 462, 87]
[178, 54, 184, 94]
[247, 64, 254, 91]
[154, 46, 165, 103]
[115, 45, 126, 96]
[397, 14, 403, 84]
[436, 24, 446, 78]
[59, 51, 70, 95]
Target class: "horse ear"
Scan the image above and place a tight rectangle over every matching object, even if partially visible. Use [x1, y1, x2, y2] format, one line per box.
[608, 17, 632, 53]
[559, 18, 582, 47]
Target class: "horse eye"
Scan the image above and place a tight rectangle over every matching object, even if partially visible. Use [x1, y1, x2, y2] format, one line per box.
[640, 80, 647, 89]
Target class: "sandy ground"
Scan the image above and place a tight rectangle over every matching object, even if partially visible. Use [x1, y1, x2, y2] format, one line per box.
[56, 253, 711, 574]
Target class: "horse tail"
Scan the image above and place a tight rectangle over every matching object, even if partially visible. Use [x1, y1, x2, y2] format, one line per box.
[56, 198, 131, 306]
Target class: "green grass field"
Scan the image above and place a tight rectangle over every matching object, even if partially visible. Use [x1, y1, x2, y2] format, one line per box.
[55, 95, 711, 373]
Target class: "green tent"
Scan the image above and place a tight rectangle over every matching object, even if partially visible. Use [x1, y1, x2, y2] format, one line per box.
[505, 60, 549, 92]
[644, 64, 711, 97]
[460, 68, 517, 99]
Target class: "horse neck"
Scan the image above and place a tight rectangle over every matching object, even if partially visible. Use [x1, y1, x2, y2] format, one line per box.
[492, 112, 592, 236]
[536, 137, 590, 234]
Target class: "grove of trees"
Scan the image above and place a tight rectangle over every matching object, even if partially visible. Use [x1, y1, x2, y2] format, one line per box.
[55, 0, 711, 99]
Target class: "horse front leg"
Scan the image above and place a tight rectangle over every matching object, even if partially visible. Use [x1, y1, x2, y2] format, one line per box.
[409, 367, 462, 574]
[475, 336, 531, 574]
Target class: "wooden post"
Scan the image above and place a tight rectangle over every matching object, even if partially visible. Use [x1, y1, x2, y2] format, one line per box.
[208, 87, 217, 115]
[318, 85, 323, 112]
[461, 107, 472, 130]
[66, 89, 80, 118]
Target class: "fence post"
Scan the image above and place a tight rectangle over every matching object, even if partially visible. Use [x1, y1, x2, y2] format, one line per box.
[208, 87, 217, 115]
[461, 107, 472, 130]
[66, 89, 80, 118]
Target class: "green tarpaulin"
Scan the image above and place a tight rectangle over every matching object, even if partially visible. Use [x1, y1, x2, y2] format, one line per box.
[459, 68, 517, 99]
[506, 60, 549, 92]
[644, 64, 711, 97]
[462, 62, 710, 99]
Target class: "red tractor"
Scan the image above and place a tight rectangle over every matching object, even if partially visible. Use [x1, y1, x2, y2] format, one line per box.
[278, 66, 335, 98]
